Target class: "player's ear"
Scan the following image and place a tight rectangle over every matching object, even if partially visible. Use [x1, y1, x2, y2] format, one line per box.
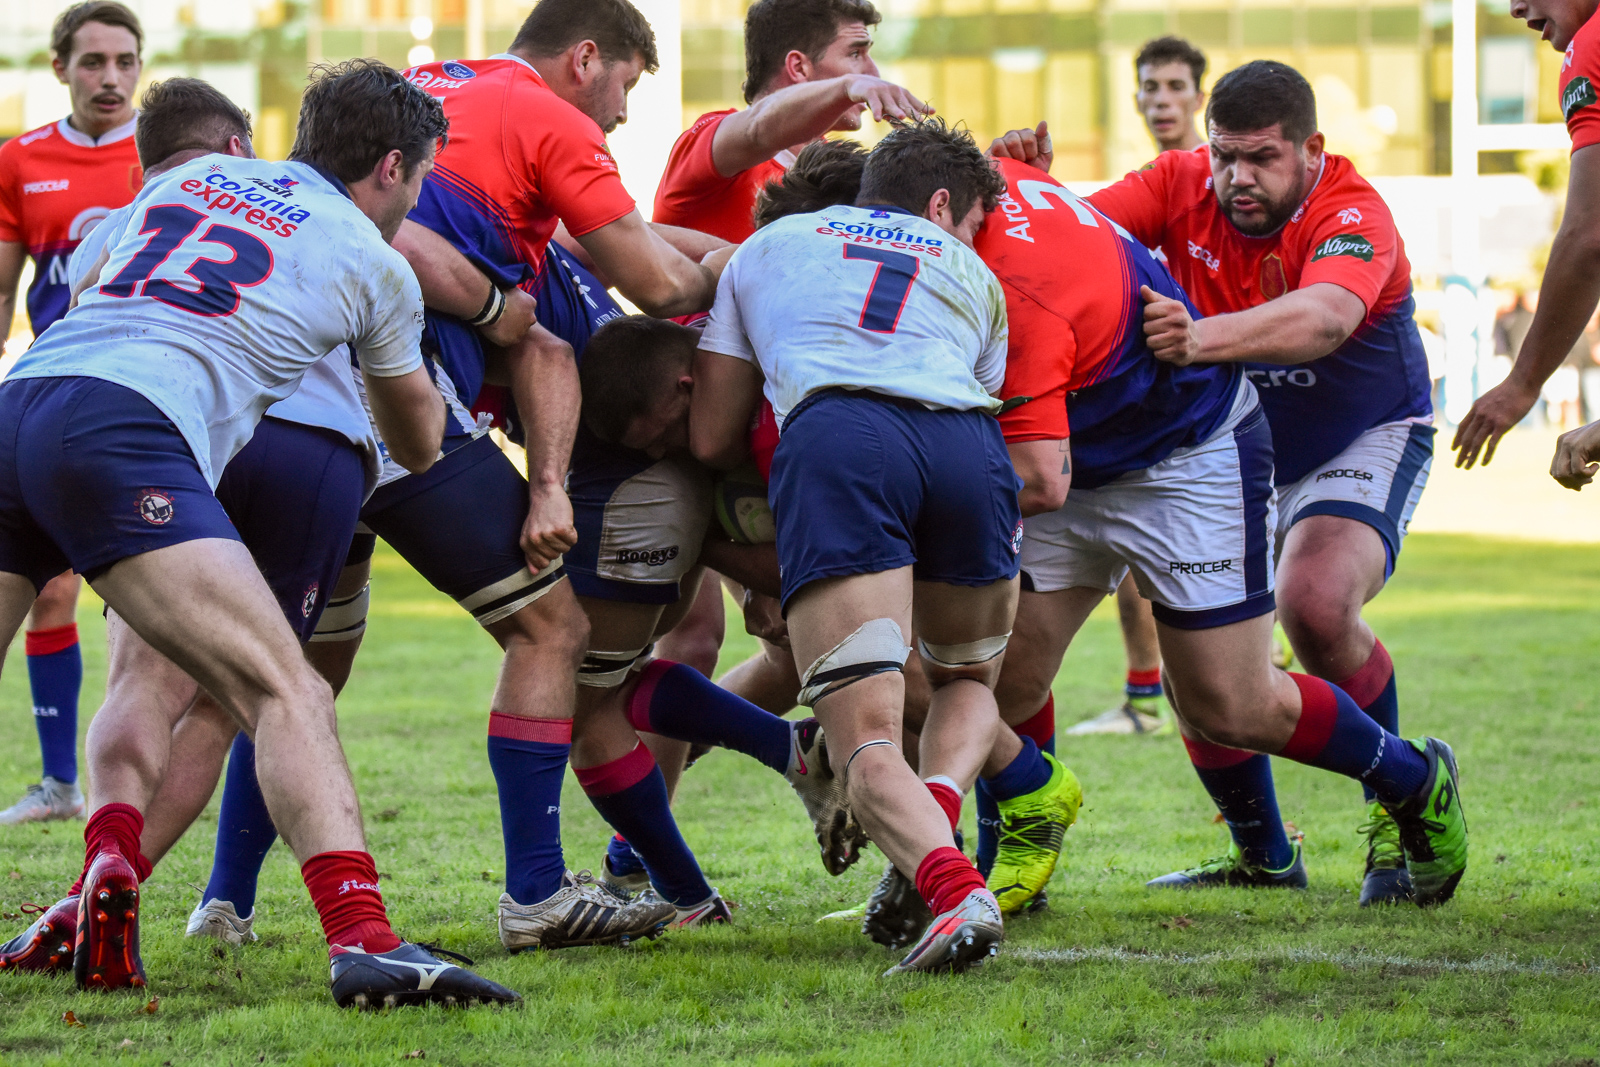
[1302, 130, 1325, 164]
[572, 40, 601, 79]
[924, 188, 952, 225]
[51, 57, 68, 85]
[782, 49, 811, 85]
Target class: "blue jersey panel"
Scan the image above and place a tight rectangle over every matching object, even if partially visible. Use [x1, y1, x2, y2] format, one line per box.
[1245, 294, 1433, 486]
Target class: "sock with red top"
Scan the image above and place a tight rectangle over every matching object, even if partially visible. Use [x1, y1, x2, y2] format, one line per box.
[626, 660, 792, 773]
[576, 742, 711, 907]
[923, 776, 963, 831]
[485, 712, 571, 906]
[913, 846, 988, 916]
[1279, 673, 1427, 804]
[1331, 640, 1400, 803]
[1183, 737, 1295, 870]
[71, 803, 155, 895]
[301, 850, 401, 955]
[975, 696, 1057, 877]
[1126, 666, 1164, 703]
[27, 624, 81, 783]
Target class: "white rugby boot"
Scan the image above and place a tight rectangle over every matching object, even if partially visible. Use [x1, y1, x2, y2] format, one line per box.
[884, 887, 1004, 976]
[498, 870, 675, 951]
[185, 899, 259, 946]
[0, 776, 84, 825]
[784, 718, 869, 875]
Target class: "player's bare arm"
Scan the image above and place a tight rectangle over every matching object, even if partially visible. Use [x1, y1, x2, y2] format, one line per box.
[1453, 144, 1600, 468]
[689, 349, 763, 469]
[986, 122, 1054, 174]
[505, 322, 580, 572]
[0, 240, 24, 355]
[1139, 282, 1364, 366]
[363, 364, 446, 474]
[1005, 437, 1072, 516]
[576, 211, 717, 317]
[552, 220, 729, 290]
[391, 219, 536, 348]
[714, 75, 930, 177]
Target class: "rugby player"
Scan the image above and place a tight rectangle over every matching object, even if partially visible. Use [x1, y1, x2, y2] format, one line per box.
[0, 59, 520, 1006]
[1454, 0, 1600, 476]
[690, 121, 1019, 974]
[1024, 60, 1459, 904]
[0, 1, 145, 825]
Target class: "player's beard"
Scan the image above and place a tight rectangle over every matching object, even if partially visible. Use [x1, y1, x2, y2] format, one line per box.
[1219, 170, 1308, 237]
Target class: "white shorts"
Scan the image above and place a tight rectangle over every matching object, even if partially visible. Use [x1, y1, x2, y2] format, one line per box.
[1274, 418, 1434, 575]
[1019, 381, 1278, 629]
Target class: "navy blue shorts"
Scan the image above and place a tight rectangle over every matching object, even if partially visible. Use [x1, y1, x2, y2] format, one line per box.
[770, 390, 1023, 609]
[217, 417, 365, 642]
[0, 376, 240, 589]
[358, 433, 564, 627]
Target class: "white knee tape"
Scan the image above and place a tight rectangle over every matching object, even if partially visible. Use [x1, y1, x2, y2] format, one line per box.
[845, 738, 899, 775]
[309, 583, 370, 643]
[797, 618, 910, 708]
[578, 646, 650, 689]
[916, 632, 1011, 669]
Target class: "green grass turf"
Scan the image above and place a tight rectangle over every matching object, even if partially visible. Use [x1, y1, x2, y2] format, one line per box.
[0, 532, 1596, 1065]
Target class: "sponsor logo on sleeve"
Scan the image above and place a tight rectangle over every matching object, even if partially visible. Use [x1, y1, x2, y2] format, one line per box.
[1311, 233, 1374, 262]
[442, 60, 476, 80]
[1337, 207, 1363, 224]
[1564, 76, 1597, 120]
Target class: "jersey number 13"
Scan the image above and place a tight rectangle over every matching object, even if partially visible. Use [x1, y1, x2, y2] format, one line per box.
[102, 203, 274, 318]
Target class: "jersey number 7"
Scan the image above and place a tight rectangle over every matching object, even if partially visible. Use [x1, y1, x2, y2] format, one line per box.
[844, 245, 920, 333]
[102, 203, 273, 317]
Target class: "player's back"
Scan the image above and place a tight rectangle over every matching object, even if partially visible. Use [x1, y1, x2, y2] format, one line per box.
[977, 159, 1239, 487]
[12, 154, 421, 485]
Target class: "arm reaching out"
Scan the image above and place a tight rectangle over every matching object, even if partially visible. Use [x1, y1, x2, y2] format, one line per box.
[1139, 283, 1365, 366]
[713, 75, 932, 176]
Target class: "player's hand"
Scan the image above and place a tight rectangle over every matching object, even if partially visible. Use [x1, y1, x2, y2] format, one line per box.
[987, 121, 1053, 173]
[742, 588, 789, 648]
[1451, 377, 1539, 469]
[1550, 419, 1600, 490]
[479, 286, 537, 349]
[843, 75, 933, 124]
[1141, 285, 1201, 365]
[520, 482, 577, 573]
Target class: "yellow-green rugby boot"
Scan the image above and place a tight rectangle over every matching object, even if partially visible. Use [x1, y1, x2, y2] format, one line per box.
[1385, 737, 1467, 907]
[986, 753, 1082, 914]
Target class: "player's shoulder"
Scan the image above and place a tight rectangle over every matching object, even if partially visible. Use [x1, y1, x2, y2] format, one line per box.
[1297, 153, 1395, 233]
[0, 120, 61, 158]
[682, 109, 736, 141]
[1562, 17, 1600, 116]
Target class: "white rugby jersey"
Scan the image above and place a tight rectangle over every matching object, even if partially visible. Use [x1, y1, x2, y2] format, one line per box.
[66, 204, 385, 496]
[698, 204, 1007, 428]
[14, 154, 423, 486]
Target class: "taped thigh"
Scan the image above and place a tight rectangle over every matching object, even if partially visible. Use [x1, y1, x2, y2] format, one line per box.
[310, 582, 370, 643]
[797, 618, 910, 708]
[578, 643, 653, 688]
[916, 632, 1010, 669]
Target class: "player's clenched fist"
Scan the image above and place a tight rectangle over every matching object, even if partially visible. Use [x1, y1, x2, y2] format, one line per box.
[520, 483, 578, 572]
[1140, 285, 1201, 365]
[844, 75, 933, 124]
[986, 121, 1053, 173]
[1550, 419, 1600, 490]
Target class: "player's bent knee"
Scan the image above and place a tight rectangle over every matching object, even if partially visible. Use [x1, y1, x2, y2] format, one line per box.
[798, 618, 911, 708]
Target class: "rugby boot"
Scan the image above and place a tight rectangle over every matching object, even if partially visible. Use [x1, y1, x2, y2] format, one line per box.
[498, 870, 675, 951]
[185, 899, 259, 946]
[1384, 738, 1467, 907]
[1146, 839, 1307, 890]
[1066, 701, 1164, 736]
[73, 849, 144, 990]
[331, 941, 520, 1009]
[1356, 801, 1414, 906]
[861, 860, 932, 949]
[637, 887, 732, 928]
[884, 888, 1004, 977]
[785, 718, 868, 876]
[600, 852, 651, 896]
[0, 895, 78, 974]
[0, 776, 84, 825]
[987, 754, 1082, 915]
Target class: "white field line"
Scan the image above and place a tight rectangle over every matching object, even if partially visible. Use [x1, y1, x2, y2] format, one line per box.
[1011, 946, 1596, 976]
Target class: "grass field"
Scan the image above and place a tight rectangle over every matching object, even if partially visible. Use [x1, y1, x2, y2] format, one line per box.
[0, 532, 1596, 1066]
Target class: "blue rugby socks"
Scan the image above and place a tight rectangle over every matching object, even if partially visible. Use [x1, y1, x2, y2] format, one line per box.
[486, 712, 571, 906]
[1280, 673, 1427, 804]
[626, 659, 792, 774]
[26, 624, 81, 783]
[976, 695, 1056, 876]
[1183, 738, 1296, 870]
[203, 733, 279, 915]
[576, 742, 711, 907]
[1331, 640, 1400, 803]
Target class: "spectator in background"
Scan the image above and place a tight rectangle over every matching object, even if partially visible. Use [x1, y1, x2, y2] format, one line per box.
[1134, 36, 1208, 154]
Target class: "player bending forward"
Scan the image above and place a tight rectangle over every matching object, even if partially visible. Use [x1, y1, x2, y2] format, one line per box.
[0, 60, 517, 1006]
[690, 120, 1016, 975]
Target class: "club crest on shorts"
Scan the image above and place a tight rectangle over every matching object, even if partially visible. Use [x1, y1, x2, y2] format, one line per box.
[302, 582, 320, 618]
[136, 489, 175, 526]
[1010, 521, 1025, 555]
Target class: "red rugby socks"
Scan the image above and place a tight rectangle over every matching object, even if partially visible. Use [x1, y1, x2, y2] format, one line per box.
[302, 850, 401, 955]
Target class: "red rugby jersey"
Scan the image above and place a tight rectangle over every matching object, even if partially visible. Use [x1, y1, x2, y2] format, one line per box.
[0, 115, 141, 334]
[1561, 12, 1600, 152]
[652, 110, 788, 242]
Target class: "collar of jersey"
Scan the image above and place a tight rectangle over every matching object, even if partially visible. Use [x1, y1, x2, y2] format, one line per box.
[854, 203, 917, 218]
[489, 52, 547, 85]
[56, 112, 137, 148]
[301, 161, 354, 202]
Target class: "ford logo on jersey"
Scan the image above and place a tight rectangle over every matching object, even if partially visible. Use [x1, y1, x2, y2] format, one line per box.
[442, 61, 476, 80]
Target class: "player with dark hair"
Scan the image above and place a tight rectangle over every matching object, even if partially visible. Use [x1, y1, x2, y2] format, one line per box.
[1035, 59, 1464, 906]
[1134, 36, 1208, 154]
[0, 0, 145, 827]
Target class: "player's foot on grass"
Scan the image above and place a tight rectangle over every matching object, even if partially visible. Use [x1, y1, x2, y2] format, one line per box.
[1066, 701, 1163, 736]
[0, 896, 78, 974]
[988, 753, 1082, 914]
[1385, 738, 1467, 907]
[639, 888, 732, 928]
[600, 853, 651, 896]
[73, 850, 144, 990]
[498, 870, 675, 951]
[1146, 839, 1307, 890]
[861, 861, 932, 949]
[331, 941, 520, 1009]
[1357, 801, 1413, 906]
[0, 776, 84, 825]
[883, 888, 1003, 977]
[186, 899, 259, 946]
[785, 718, 868, 876]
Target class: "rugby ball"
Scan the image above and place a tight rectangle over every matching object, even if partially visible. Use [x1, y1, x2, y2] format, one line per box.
[713, 465, 775, 544]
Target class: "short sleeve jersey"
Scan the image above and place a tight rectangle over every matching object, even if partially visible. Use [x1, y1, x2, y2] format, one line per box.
[0, 115, 141, 335]
[10, 156, 424, 487]
[976, 159, 1240, 488]
[652, 110, 789, 242]
[1087, 148, 1432, 485]
[1561, 14, 1600, 152]
[699, 204, 1008, 426]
